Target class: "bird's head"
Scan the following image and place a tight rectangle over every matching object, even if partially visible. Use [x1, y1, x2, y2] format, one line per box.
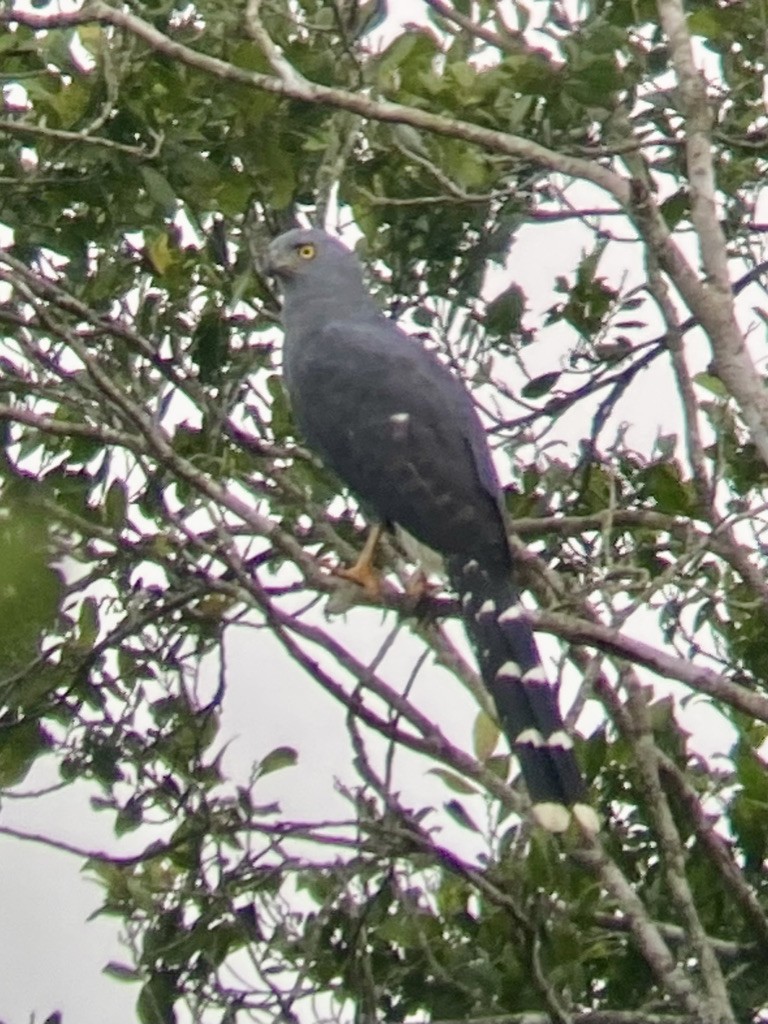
[266, 228, 366, 294]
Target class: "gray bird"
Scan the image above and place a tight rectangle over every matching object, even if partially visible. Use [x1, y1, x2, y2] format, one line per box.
[267, 227, 597, 834]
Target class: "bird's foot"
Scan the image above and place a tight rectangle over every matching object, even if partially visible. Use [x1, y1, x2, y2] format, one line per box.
[330, 524, 384, 600]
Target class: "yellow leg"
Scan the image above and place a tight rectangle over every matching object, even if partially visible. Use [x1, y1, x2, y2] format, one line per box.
[335, 524, 383, 597]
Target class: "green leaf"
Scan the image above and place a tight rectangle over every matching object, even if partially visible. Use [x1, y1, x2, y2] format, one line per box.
[0, 490, 62, 672]
[192, 308, 230, 383]
[140, 168, 178, 215]
[521, 371, 561, 400]
[485, 753, 511, 780]
[486, 283, 526, 337]
[266, 374, 293, 441]
[473, 710, 500, 761]
[137, 973, 178, 1024]
[104, 479, 128, 529]
[258, 745, 298, 777]
[104, 962, 141, 983]
[0, 720, 51, 787]
[693, 371, 728, 398]
[115, 797, 144, 836]
[639, 461, 696, 515]
[429, 767, 478, 795]
[660, 189, 689, 228]
[444, 798, 480, 832]
[687, 9, 729, 40]
[145, 232, 176, 276]
[77, 596, 100, 650]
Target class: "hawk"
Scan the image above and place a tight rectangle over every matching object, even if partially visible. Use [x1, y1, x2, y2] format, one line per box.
[267, 227, 597, 834]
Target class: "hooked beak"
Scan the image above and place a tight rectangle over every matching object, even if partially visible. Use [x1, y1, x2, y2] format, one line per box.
[265, 243, 292, 279]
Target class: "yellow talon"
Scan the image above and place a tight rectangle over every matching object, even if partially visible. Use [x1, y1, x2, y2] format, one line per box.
[334, 524, 383, 598]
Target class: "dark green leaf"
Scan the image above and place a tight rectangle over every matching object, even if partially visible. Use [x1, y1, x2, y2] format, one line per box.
[486, 283, 526, 337]
[137, 973, 178, 1024]
[0, 720, 51, 787]
[521, 371, 561, 399]
[192, 309, 230, 382]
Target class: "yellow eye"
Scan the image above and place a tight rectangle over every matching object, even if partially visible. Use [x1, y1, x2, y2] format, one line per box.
[297, 243, 316, 260]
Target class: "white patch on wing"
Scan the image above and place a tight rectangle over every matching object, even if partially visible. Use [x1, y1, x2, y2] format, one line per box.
[463, 559, 479, 571]
[390, 412, 410, 424]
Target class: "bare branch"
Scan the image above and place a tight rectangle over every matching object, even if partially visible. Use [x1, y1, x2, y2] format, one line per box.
[656, 0, 729, 295]
[657, 751, 768, 950]
[621, 674, 735, 1024]
[423, 0, 513, 52]
[0, 118, 160, 157]
[244, 0, 307, 88]
[653, 1, 768, 465]
[575, 834, 709, 1019]
[535, 610, 768, 724]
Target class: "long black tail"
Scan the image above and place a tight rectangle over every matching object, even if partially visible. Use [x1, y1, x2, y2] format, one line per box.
[448, 557, 596, 833]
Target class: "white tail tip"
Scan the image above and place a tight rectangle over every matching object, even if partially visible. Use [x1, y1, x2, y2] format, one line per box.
[532, 801, 572, 833]
[531, 801, 601, 835]
[573, 803, 601, 835]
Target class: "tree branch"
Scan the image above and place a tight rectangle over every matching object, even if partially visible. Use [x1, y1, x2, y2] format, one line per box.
[653, 1, 768, 465]
[574, 834, 709, 1019]
[0, 4, 632, 206]
[0, 117, 160, 157]
[621, 674, 735, 1024]
[535, 610, 768, 724]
